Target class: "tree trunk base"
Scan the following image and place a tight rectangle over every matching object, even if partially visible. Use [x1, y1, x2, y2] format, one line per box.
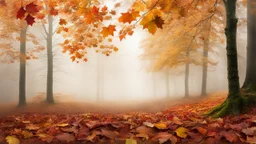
[17, 102, 26, 107]
[46, 100, 55, 104]
[205, 95, 248, 118]
[46, 97, 55, 104]
[201, 93, 207, 97]
[242, 83, 256, 94]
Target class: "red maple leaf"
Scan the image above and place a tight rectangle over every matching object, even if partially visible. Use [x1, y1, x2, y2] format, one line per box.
[25, 14, 35, 26]
[26, 2, 39, 14]
[16, 7, 26, 19]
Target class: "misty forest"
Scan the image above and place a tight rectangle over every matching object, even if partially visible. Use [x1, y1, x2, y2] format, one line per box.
[0, 0, 256, 143]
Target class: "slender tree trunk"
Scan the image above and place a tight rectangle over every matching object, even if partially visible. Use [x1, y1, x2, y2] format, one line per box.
[207, 0, 248, 117]
[101, 56, 104, 100]
[152, 72, 157, 97]
[46, 14, 54, 103]
[97, 54, 101, 101]
[201, 22, 211, 96]
[18, 24, 27, 107]
[242, 0, 256, 92]
[185, 51, 190, 97]
[166, 70, 170, 97]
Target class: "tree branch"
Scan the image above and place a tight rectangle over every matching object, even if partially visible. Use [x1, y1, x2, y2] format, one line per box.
[41, 20, 49, 36]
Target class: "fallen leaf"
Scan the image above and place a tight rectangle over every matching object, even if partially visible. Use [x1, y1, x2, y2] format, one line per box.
[5, 136, 20, 144]
[196, 127, 207, 135]
[143, 122, 154, 128]
[56, 133, 75, 143]
[175, 127, 188, 138]
[136, 133, 149, 140]
[101, 128, 119, 139]
[246, 136, 256, 143]
[126, 138, 137, 144]
[26, 124, 40, 130]
[154, 122, 167, 130]
[242, 127, 256, 136]
[57, 123, 69, 127]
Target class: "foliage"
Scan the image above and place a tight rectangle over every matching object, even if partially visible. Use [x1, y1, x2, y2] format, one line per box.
[0, 0, 44, 63]
[140, 0, 224, 71]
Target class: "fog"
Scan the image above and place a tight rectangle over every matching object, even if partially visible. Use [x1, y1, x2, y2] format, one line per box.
[0, 2, 248, 104]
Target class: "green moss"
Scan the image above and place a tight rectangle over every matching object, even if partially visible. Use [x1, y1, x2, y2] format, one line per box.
[205, 95, 248, 118]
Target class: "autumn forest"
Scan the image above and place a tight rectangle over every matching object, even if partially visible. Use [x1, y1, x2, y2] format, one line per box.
[0, 0, 256, 143]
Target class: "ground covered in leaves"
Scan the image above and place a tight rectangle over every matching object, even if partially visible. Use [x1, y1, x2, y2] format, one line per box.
[0, 92, 256, 144]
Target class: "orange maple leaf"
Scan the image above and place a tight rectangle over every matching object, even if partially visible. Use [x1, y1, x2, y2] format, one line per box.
[118, 10, 140, 24]
[101, 25, 116, 38]
[101, 5, 108, 12]
[85, 6, 103, 24]
[50, 8, 58, 16]
[59, 18, 67, 25]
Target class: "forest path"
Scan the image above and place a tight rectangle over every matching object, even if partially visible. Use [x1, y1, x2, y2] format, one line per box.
[0, 91, 227, 116]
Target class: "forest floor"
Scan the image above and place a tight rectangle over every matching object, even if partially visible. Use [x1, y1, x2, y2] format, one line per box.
[0, 91, 227, 115]
[0, 91, 255, 144]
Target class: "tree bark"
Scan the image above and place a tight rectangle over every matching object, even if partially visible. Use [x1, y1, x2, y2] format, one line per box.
[201, 22, 211, 96]
[166, 70, 170, 98]
[97, 54, 101, 101]
[185, 52, 190, 97]
[46, 14, 54, 104]
[152, 72, 157, 97]
[18, 24, 27, 107]
[242, 0, 256, 92]
[225, 0, 240, 99]
[206, 0, 248, 117]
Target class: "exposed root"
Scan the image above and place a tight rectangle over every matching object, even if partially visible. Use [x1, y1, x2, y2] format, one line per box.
[205, 95, 248, 118]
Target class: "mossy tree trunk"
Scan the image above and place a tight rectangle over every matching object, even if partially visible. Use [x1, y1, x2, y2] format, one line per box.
[242, 0, 256, 92]
[18, 23, 28, 107]
[46, 14, 54, 104]
[207, 0, 247, 117]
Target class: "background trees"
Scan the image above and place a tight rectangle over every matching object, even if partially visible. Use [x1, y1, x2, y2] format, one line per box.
[0, 0, 43, 106]
[242, 0, 256, 93]
[140, 0, 222, 97]
[6, 0, 255, 117]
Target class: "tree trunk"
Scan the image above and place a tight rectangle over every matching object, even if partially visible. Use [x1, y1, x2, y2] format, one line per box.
[225, 0, 240, 99]
[46, 14, 54, 104]
[206, 0, 247, 117]
[166, 70, 170, 98]
[152, 72, 157, 97]
[97, 54, 101, 101]
[201, 22, 211, 96]
[185, 52, 190, 97]
[242, 0, 256, 92]
[18, 24, 27, 107]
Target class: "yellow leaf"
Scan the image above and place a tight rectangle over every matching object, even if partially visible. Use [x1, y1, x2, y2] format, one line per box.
[22, 130, 33, 138]
[126, 138, 137, 144]
[175, 127, 188, 138]
[26, 125, 40, 130]
[154, 122, 167, 129]
[57, 123, 69, 127]
[6, 136, 20, 144]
